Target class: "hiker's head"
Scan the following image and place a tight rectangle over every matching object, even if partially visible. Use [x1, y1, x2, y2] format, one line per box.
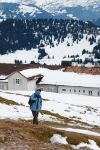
[35, 88, 41, 95]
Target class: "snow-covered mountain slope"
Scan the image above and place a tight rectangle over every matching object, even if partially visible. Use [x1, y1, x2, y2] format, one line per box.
[41, 0, 100, 7]
[0, 0, 100, 22]
[1, 0, 99, 7]
[39, 0, 100, 21]
[0, 34, 100, 65]
[0, 2, 53, 20]
[0, 18, 99, 66]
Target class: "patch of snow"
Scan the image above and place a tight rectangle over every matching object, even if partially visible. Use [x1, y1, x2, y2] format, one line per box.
[50, 134, 68, 144]
[51, 127, 100, 136]
[19, 4, 38, 14]
[67, 14, 78, 19]
[0, 49, 39, 64]
[0, 75, 8, 80]
[0, 103, 32, 120]
[73, 140, 100, 150]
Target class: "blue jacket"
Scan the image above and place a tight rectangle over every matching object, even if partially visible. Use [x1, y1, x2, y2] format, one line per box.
[29, 92, 42, 112]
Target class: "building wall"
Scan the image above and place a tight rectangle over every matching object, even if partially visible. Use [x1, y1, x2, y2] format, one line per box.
[8, 72, 28, 91]
[38, 84, 58, 93]
[0, 82, 8, 90]
[58, 85, 100, 97]
[38, 84, 100, 97]
[27, 79, 37, 91]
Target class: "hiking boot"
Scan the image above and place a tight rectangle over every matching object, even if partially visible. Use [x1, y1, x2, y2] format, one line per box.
[33, 118, 38, 125]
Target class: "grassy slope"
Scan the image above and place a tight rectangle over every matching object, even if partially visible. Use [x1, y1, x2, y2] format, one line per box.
[0, 119, 100, 150]
[0, 96, 19, 105]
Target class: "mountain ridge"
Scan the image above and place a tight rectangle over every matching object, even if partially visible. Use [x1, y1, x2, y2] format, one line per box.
[0, 0, 100, 23]
[0, 2, 54, 20]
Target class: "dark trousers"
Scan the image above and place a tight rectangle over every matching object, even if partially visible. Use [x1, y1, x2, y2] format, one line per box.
[32, 111, 39, 124]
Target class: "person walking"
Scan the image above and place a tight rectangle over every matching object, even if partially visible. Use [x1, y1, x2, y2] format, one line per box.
[28, 88, 42, 125]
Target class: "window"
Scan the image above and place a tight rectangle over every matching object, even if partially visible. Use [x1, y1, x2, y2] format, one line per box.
[62, 89, 66, 91]
[79, 90, 80, 92]
[0, 84, 4, 90]
[16, 79, 20, 84]
[98, 92, 100, 96]
[70, 89, 71, 92]
[41, 88, 43, 91]
[83, 90, 85, 93]
[74, 89, 76, 92]
[47, 87, 53, 92]
[89, 91, 92, 95]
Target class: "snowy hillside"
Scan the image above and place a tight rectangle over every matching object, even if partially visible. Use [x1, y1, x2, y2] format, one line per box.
[0, 89, 100, 126]
[0, 90, 100, 149]
[0, 1, 100, 66]
[0, 19, 100, 66]
[0, 33, 100, 65]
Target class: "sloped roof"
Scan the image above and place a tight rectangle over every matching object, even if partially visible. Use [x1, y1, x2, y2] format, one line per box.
[0, 75, 8, 80]
[16, 68, 100, 88]
[0, 75, 8, 83]
[7, 69, 43, 81]
[27, 74, 43, 81]
[38, 68, 100, 88]
[1, 66, 100, 88]
[20, 68, 43, 79]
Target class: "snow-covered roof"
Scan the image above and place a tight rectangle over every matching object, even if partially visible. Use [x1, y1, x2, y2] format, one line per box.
[6, 69, 43, 80]
[20, 69, 41, 78]
[20, 69, 43, 80]
[0, 79, 8, 83]
[6, 67, 100, 88]
[0, 75, 8, 82]
[0, 75, 7, 80]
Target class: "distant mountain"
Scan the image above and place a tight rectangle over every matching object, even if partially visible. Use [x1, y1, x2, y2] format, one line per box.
[93, 19, 100, 26]
[39, 0, 100, 22]
[0, 0, 100, 25]
[0, 2, 53, 20]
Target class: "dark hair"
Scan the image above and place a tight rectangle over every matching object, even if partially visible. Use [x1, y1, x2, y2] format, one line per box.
[37, 88, 41, 92]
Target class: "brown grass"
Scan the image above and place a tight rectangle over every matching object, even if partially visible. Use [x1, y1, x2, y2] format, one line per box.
[41, 110, 94, 128]
[64, 66, 100, 75]
[0, 96, 19, 105]
[41, 110, 71, 123]
[0, 119, 100, 150]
